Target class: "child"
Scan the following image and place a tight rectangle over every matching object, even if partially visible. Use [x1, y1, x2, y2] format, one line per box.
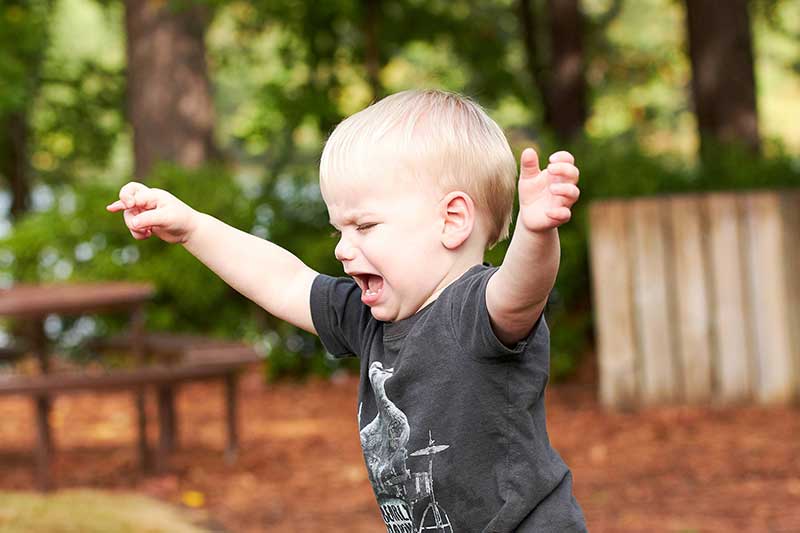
[107, 89, 586, 532]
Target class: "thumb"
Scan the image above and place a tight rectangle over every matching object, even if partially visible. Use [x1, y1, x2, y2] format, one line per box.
[519, 148, 541, 180]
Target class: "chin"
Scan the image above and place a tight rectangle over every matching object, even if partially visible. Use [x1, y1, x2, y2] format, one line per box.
[369, 305, 400, 323]
[372, 305, 418, 323]
[370, 308, 391, 322]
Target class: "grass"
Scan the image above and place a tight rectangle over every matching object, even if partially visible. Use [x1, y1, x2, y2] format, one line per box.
[0, 489, 210, 533]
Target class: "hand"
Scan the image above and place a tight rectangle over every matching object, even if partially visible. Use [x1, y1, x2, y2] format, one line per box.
[516, 148, 580, 233]
[106, 182, 198, 244]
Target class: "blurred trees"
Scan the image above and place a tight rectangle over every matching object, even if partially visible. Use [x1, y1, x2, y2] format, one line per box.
[0, 0, 51, 220]
[1, 0, 798, 380]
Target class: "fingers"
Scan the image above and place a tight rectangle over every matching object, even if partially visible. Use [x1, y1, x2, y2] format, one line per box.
[549, 151, 575, 165]
[129, 187, 159, 211]
[546, 162, 579, 184]
[546, 207, 572, 223]
[107, 182, 166, 240]
[548, 182, 580, 202]
[130, 227, 152, 240]
[519, 148, 540, 180]
[108, 183, 160, 218]
[120, 209, 151, 239]
[129, 208, 166, 230]
[116, 182, 151, 209]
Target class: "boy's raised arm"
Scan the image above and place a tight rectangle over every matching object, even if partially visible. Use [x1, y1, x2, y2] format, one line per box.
[182, 212, 319, 334]
[485, 148, 580, 346]
[107, 183, 319, 335]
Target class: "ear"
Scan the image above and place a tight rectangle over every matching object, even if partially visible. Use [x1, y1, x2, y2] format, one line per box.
[439, 191, 476, 250]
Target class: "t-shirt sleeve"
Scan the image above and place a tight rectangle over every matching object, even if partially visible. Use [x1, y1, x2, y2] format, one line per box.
[310, 273, 372, 358]
[449, 266, 548, 360]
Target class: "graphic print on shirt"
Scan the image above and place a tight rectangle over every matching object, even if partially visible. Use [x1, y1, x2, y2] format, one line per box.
[359, 361, 454, 533]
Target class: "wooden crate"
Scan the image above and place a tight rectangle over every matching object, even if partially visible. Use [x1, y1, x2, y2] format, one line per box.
[588, 190, 800, 408]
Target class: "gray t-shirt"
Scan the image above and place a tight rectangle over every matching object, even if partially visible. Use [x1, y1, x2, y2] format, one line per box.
[310, 263, 586, 532]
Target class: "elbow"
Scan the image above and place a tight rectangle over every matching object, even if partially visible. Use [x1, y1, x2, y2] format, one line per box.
[489, 301, 545, 347]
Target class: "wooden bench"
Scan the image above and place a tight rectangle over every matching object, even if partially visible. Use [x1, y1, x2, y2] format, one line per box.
[0, 333, 260, 489]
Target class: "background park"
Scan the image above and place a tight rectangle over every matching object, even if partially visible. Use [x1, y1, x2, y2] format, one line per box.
[1, 0, 799, 531]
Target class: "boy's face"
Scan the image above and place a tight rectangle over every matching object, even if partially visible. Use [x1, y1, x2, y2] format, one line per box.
[323, 175, 451, 322]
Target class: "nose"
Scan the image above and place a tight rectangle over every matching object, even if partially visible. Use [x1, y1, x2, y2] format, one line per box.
[334, 234, 356, 262]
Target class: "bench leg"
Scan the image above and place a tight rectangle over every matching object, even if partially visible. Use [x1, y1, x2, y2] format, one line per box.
[34, 395, 52, 491]
[135, 388, 151, 471]
[156, 385, 177, 472]
[225, 373, 239, 464]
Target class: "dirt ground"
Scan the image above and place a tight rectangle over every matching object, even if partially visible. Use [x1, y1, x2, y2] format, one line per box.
[1, 366, 799, 532]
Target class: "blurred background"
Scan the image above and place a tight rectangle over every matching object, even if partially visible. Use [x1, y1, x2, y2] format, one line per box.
[0, 0, 798, 532]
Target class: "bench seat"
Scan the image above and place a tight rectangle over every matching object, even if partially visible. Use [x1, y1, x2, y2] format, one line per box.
[1, 333, 260, 490]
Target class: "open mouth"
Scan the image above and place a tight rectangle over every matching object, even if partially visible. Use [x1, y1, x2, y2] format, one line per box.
[352, 273, 384, 303]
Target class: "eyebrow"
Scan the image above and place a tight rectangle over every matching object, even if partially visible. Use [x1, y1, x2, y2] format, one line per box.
[329, 210, 375, 228]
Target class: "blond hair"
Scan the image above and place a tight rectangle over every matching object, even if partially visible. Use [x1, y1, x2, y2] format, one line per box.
[319, 89, 518, 247]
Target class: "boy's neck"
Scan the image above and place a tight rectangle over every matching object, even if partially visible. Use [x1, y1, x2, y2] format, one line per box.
[418, 246, 486, 312]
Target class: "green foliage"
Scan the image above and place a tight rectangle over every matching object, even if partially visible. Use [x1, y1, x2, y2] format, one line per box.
[0, 0, 51, 115]
[1, 167, 259, 346]
[30, 59, 126, 185]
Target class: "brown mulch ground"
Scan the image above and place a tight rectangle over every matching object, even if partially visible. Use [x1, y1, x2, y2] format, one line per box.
[1, 366, 799, 532]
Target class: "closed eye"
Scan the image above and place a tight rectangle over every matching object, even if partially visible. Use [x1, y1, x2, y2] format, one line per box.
[356, 223, 376, 232]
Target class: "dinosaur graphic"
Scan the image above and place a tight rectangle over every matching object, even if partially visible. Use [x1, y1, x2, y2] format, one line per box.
[360, 362, 411, 498]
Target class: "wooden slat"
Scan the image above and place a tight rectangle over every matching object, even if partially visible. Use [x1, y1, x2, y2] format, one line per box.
[0, 282, 155, 318]
[706, 193, 752, 403]
[669, 195, 712, 403]
[588, 200, 638, 408]
[742, 192, 794, 404]
[631, 198, 678, 404]
[88, 333, 259, 361]
[0, 361, 257, 396]
[780, 191, 800, 401]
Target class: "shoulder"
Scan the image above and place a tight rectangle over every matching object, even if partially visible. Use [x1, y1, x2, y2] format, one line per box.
[440, 263, 497, 301]
[310, 274, 376, 358]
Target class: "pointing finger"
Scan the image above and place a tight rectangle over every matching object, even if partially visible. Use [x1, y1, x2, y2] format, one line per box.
[106, 200, 126, 212]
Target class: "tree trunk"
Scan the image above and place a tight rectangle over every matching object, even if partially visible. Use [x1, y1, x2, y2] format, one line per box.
[518, 0, 549, 115]
[124, 0, 218, 180]
[546, 0, 586, 140]
[0, 112, 31, 221]
[362, 0, 383, 101]
[684, 0, 760, 156]
[517, 0, 587, 141]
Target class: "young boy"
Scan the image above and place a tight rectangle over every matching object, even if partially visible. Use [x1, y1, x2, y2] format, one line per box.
[107, 89, 586, 532]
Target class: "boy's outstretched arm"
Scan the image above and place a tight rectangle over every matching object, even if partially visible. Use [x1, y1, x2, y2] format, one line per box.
[486, 148, 580, 346]
[107, 182, 319, 335]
